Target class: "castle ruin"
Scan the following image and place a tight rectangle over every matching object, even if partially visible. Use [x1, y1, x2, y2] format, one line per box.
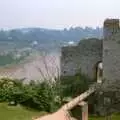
[60, 18, 120, 116]
[61, 18, 120, 82]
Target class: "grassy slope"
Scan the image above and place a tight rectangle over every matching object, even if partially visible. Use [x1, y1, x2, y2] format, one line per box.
[0, 103, 120, 120]
[89, 114, 120, 120]
[0, 103, 46, 120]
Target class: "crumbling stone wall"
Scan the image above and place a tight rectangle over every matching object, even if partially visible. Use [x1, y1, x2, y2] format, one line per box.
[103, 34, 120, 81]
[60, 18, 120, 116]
[97, 19, 120, 115]
[60, 38, 102, 80]
[103, 19, 120, 81]
[61, 19, 120, 82]
[103, 19, 119, 39]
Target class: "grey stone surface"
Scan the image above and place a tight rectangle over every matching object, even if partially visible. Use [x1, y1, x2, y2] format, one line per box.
[60, 19, 120, 115]
[61, 18, 120, 83]
[61, 38, 102, 80]
[103, 19, 120, 81]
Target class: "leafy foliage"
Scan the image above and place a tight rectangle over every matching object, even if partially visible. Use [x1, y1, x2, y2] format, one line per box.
[0, 73, 90, 112]
[0, 51, 30, 66]
[0, 78, 61, 112]
[60, 73, 90, 98]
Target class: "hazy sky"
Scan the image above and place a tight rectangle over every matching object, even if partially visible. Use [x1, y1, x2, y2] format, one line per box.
[0, 0, 119, 29]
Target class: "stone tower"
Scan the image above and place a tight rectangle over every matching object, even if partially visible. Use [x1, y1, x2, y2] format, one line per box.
[103, 18, 120, 81]
[103, 19, 120, 39]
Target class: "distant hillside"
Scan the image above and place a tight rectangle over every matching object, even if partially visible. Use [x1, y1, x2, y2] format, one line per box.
[0, 27, 103, 49]
[0, 27, 103, 80]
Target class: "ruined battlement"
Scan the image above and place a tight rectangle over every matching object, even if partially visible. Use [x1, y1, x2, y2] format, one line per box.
[60, 18, 120, 116]
[104, 19, 120, 39]
[60, 18, 120, 81]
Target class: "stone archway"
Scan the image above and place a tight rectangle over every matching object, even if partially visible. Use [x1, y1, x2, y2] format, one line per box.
[97, 62, 103, 83]
[93, 61, 103, 83]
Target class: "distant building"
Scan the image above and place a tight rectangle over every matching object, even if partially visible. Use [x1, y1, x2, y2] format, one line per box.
[68, 41, 75, 45]
[31, 41, 38, 46]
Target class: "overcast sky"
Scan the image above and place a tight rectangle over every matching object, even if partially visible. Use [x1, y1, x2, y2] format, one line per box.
[0, 0, 119, 29]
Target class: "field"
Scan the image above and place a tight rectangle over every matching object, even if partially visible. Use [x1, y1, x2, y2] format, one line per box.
[0, 103, 46, 120]
[0, 103, 120, 120]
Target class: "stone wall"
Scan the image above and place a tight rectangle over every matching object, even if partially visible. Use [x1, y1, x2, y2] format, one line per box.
[103, 32, 120, 81]
[60, 18, 120, 82]
[60, 38, 102, 80]
[103, 19, 120, 81]
[60, 18, 120, 116]
[104, 19, 120, 39]
[98, 19, 120, 115]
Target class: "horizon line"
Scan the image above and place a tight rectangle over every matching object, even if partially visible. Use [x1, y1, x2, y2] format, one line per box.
[0, 25, 103, 31]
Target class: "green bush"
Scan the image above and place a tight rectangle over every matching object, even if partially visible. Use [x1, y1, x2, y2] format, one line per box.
[0, 73, 90, 112]
[0, 78, 24, 102]
[60, 73, 90, 98]
[0, 78, 60, 112]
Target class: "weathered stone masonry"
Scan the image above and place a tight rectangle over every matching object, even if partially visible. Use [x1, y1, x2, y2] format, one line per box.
[60, 18, 120, 117]
[103, 19, 120, 81]
[61, 18, 120, 82]
[61, 38, 102, 80]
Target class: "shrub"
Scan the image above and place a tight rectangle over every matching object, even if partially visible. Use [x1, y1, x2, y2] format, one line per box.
[0, 73, 90, 112]
[60, 73, 90, 98]
[0, 78, 61, 112]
